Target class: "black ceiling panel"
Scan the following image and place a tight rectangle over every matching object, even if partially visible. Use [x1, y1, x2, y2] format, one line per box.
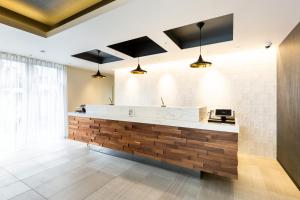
[107, 36, 167, 58]
[164, 14, 233, 49]
[72, 49, 123, 64]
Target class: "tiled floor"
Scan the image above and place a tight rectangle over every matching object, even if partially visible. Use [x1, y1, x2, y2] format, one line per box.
[0, 140, 299, 200]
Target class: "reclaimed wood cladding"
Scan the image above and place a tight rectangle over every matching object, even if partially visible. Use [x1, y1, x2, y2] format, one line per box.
[68, 116, 238, 179]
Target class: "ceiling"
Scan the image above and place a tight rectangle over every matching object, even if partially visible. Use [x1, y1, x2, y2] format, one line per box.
[0, 0, 104, 26]
[0, 0, 299, 74]
[0, 0, 117, 36]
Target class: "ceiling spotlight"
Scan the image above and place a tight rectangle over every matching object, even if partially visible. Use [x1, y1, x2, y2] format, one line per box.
[190, 22, 212, 68]
[131, 57, 147, 74]
[92, 50, 106, 79]
[40, 50, 46, 53]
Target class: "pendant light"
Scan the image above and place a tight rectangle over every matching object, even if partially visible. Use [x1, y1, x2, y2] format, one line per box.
[130, 57, 147, 74]
[92, 50, 106, 79]
[190, 22, 212, 68]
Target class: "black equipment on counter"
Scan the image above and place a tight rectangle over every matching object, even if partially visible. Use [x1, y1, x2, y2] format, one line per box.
[208, 109, 235, 124]
[75, 104, 86, 113]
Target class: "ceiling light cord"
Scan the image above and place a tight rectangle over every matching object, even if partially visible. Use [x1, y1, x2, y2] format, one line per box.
[199, 25, 202, 55]
[97, 50, 100, 71]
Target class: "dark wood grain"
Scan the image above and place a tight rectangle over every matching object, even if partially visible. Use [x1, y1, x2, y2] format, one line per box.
[68, 116, 238, 179]
[277, 22, 300, 190]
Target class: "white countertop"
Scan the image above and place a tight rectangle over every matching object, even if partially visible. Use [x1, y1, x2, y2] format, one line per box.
[83, 105, 207, 122]
[68, 111, 239, 133]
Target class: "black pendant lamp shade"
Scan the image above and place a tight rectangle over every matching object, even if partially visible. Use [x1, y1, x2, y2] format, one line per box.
[130, 57, 147, 74]
[190, 22, 212, 68]
[92, 70, 106, 79]
[190, 54, 212, 68]
[92, 50, 106, 79]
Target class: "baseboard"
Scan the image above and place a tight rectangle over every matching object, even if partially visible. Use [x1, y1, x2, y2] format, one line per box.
[88, 144, 203, 178]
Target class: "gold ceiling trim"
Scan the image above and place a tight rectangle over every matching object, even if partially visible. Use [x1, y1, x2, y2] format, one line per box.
[0, 0, 117, 38]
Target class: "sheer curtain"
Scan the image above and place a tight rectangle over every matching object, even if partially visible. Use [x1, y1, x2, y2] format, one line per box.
[0, 52, 67, 153]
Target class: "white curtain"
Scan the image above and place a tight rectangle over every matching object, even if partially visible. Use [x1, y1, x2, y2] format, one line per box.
[0, 52, 67, 153]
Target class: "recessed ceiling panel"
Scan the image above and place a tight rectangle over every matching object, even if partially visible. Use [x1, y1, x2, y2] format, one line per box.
[0, 0, 117, 37]
[72, 49, 123, 64]
[164, 14, 233, 49]
[0, 0, 104, 26]
[108, 36, 167, 58]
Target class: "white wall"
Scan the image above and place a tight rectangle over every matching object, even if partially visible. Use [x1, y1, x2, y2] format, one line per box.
[67, 67, 114, 112]
[114, 49, 277, 158]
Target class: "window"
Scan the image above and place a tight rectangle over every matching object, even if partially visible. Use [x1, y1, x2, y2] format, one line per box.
[0, 52, 67, 153]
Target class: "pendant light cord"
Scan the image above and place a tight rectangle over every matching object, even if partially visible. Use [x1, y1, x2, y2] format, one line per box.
[199, 25, 202, 55]
[97, 50, 100, 71]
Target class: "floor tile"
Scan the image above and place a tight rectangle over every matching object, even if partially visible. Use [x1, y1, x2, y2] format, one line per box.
[9, 190, 46, 200]
[34, 165, 98, 198]
[22, 151, 103, 188]
[0, 182, 30, 200]
[49, 171, 113, 200]
[0, 169, 18, 187]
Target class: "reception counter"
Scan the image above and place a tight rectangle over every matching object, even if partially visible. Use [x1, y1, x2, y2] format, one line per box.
[68, 105, 239, 179]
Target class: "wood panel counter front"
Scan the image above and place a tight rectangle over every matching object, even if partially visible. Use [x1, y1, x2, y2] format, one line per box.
[68, 116, 238, 179]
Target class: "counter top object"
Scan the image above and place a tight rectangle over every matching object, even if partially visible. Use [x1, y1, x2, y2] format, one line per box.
[208, 109, 236, 124]
[69, 105, 239, 133]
